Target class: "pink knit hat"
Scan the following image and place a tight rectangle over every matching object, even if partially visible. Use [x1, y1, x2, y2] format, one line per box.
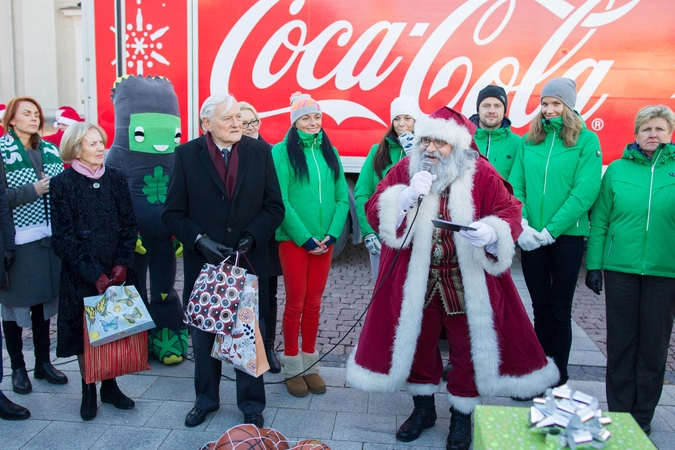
[289, 91, 321, 125]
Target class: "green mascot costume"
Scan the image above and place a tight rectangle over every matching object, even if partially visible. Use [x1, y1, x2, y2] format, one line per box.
[106, 75, 188, 364]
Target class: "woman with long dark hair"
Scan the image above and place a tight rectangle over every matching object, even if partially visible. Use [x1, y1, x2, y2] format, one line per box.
[272, 92, 349, 397]
[0, 97, 66, 396]
[509, 78, 602, 387]
[354, 95, 419, 280]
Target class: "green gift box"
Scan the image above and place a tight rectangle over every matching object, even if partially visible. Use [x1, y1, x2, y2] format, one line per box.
[473, 405, 656, 449]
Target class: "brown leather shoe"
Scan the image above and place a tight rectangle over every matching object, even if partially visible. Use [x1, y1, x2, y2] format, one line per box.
[303, 374, 326, 394]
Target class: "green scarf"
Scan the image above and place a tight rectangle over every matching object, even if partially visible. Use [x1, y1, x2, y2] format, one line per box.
[0, 131, 64, 244]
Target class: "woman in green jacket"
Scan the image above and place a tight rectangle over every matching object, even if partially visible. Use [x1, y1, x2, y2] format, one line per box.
[272, 92, 349, 398]
[585, 105, 675, 436]
[508, 78, 602, 386]
[354, 95, 420, 281]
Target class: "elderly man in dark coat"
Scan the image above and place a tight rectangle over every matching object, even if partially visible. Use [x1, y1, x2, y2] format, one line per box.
[162, 93, 284, 428]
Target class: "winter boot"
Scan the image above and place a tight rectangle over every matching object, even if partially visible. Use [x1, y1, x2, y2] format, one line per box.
[396, 395, 437, 442]
[302, 351, 326, 394]
[80, 379, 98, 421]
[265, 342, 281, 374]
[100, 378, 135, 410]
[446, 407, 472, 450]
[280, 353, 308, 397]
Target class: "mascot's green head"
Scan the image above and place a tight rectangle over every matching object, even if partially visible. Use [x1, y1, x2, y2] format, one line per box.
[110, 75, 181, 154]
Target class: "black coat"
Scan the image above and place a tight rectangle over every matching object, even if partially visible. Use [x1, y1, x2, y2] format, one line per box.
[257, 133, 282, 277]
[0, 180, 15, 284]
[51, 167, 138, 357]
[162, 134, 284, 318]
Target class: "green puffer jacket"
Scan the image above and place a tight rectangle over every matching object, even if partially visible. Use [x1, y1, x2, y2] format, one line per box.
[272, 129, 349, 246]
[469, 115, 521, 178]
[586, 143, 675, 277]
[508, 116, 602, 237]
[354, 137, 406, 237]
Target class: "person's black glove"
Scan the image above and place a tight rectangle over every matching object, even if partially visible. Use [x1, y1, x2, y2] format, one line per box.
[237, 234, 255, 255]
[4, 250, 16, 272]
[585, 270, 603, 295]
[195, 235, 231, 265]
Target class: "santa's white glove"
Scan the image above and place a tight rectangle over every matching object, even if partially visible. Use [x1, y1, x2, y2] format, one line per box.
[398, 171, 435, 212]
[459, 222, 498, 254]
[517, 219, 544, 251]
[398, 132, 415, 155]
[540, 228, 556, 245]
[363, 233, 381, 255]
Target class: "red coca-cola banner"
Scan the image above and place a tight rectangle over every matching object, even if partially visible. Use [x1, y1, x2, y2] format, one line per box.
[97, 0, 675, 166]
[94, 0, 188, 143]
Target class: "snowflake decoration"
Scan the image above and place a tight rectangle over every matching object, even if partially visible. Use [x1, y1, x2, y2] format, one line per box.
[109, 0, 170, 75]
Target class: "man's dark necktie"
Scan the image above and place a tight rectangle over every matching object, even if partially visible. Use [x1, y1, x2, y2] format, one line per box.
[221, 148, 231, 169]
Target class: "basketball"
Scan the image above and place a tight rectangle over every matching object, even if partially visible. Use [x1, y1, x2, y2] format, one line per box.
[262, 428, 290, 450]
[291, 439, 331, 450]
[213, 424, 268, 450]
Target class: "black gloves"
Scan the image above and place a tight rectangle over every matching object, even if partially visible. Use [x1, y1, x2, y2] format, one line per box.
[237, 234, 255, 255]
[585, 270, 603, 295]
[4, 250, 15, 272]
[195, 235, 235, 265]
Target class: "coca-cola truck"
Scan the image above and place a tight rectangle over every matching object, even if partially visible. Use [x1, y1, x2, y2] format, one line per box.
[82, 0, 675, 255]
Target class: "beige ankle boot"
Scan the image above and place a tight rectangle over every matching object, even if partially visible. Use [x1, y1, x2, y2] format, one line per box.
[302, 351, 326, 394]
[280, 353, 308, 397]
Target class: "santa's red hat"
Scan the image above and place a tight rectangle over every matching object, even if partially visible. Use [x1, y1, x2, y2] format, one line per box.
[413, 106, 480, 153]
[0, 104, 6, 121]
[54, 106, 84, 128]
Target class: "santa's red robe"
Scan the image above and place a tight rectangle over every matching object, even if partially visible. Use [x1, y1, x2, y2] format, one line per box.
[346, 156, 559, 412]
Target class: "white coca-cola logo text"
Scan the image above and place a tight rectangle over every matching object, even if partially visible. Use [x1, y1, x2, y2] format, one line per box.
[210, 0, 640, 127]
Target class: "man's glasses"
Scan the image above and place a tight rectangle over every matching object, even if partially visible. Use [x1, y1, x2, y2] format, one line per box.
[421, 137, 447, 148]
[242, 119, 260, 129]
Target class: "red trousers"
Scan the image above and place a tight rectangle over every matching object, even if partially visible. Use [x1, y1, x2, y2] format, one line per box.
[279, 241, 333, 356]
[407, 294, 479, 398]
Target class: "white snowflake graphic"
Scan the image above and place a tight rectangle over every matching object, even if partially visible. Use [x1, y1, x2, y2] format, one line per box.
[109, 0, 170, 75]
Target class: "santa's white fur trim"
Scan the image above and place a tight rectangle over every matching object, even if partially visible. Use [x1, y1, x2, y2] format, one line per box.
[474, 215, 515, 275]
[447, 393, 482, 414]
[407, 382, 441, 396]
[413, 116, 473, 152]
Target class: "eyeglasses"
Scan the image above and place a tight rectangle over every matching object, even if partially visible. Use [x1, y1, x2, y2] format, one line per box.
[421, 137, 448, 148]
[242, 119, 260, 129]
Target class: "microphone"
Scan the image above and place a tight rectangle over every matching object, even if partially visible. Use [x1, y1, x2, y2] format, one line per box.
[417, 157, 435, 206]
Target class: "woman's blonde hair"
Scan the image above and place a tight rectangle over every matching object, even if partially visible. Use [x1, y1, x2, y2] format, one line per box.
[526, 105, 583, 147]
[634, 105, 675, 135]
[238, 101, 260, 121]
[59, 122, 107, 163]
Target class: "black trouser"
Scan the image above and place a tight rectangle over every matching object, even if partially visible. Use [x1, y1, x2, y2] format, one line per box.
[264, 276, 278, 348]
[604, 270, 675, 423]
[520, 235, 584, 382]
[2, 303, 52, 370]
[191, 322, 266, 414]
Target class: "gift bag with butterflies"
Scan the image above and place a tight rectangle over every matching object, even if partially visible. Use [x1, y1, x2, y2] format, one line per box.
[83, 285, 155, 347]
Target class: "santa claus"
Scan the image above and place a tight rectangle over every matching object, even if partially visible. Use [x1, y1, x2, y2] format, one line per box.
[346, 106, 559, 450]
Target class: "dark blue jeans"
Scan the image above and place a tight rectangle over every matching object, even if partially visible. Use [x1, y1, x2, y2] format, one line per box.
[520, 235, 584, 382]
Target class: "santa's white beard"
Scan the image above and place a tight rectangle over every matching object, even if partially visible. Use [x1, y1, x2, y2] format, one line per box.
[409, 146, 475, 193]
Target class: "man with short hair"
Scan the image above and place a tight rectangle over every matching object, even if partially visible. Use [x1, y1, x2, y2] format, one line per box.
[346, 106, 558, 450]
[469, 85, 521, 178]
[162, 94, 284, 428]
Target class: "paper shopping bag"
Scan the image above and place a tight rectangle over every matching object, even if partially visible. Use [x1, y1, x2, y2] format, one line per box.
[84, 285, 155, 347]
[83, 316, 151, 384]
[211, 274, 269, 377]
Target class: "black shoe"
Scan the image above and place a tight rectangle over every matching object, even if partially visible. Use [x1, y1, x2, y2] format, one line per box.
[0, 392, 30, 420]
[638, 421, 651, 436]
[11, 368, 32, 395]
[80, 379, 98, 421]
[442, 362, 453, 381]
[266, 345, 281, 374]
[34, 362, 68, 385]
[396, 408, 437, 442]
[185, 406, 219, 427]
[244, 412, 264, 428]
[446, 408, 472, 450]
[100, 378, 135, 410]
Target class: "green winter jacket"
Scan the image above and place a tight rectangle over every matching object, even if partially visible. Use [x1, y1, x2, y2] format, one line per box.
[469, 115, 521, 178]
[354, 137, 406, 237]
[272, 129, 350, 246]
[586, 143, 675, 277]
[508, 116, 602, 237]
